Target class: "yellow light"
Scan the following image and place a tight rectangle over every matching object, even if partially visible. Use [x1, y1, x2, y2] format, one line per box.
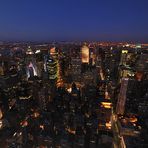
[33, 112, 40, 118]
[103, 105, 111, 109]
[100, 102, 112, 109]
[129, 117, 137, 123]
[0, 109, 3, 119]
[105, 122, 111, 129]
[122, 50, 128, 54]
[101, 102, 112, 106]
[81, 45, 89, 63]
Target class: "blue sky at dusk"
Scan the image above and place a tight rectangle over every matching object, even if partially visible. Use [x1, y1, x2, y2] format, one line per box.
[0, 0, 148, 42]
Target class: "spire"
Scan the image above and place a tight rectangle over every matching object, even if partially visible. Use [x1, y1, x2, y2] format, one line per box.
[26, 46, 34, 55]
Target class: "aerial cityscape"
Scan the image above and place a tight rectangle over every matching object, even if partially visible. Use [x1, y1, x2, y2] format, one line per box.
[0, 0, 148, 148]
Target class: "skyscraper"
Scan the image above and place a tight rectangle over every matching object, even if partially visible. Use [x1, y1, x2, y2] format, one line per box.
[25, 46, 38, 79]
[116, 78, 129, 115]
[89, 47, 96, 67]
[120, 50, 128, 66]
[81, 44, 89, 73]
[81, 44, 89, 64]
[45, 55, 58, 81]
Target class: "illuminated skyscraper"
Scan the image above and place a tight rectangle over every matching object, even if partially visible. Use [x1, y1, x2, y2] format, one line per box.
[45, 55, 58, 81]
[120, 50, 128, 66]
[81, 44, 89, 73]
[49, 46, 58, 59]
[81, 44, 89, 64]
[49, 46, 63, 87]
[89, 47, 96, 67]
[26, 62, 37, 78]
[25, 46, 38, 79]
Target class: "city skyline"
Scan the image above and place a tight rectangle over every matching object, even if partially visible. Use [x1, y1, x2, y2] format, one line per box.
[0, 0, 148, 42]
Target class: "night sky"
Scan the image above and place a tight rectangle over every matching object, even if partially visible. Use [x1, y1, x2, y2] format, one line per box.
[0, 0, 148, 42]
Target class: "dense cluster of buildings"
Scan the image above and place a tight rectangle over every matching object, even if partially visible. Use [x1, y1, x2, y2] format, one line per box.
[99, 44, 148, 147]
[0, 41, 147, 148]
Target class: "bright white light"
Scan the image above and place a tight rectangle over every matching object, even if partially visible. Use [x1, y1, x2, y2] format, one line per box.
[35, 50, 41, 54]
[67, 88, 72, 93]
[13, 132, 17, 136]
[27, 62, 38, 78]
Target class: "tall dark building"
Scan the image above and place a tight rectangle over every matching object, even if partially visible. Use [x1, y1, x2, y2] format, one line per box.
[116, 74, 148, 115]
[116, 78, 129, 115]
